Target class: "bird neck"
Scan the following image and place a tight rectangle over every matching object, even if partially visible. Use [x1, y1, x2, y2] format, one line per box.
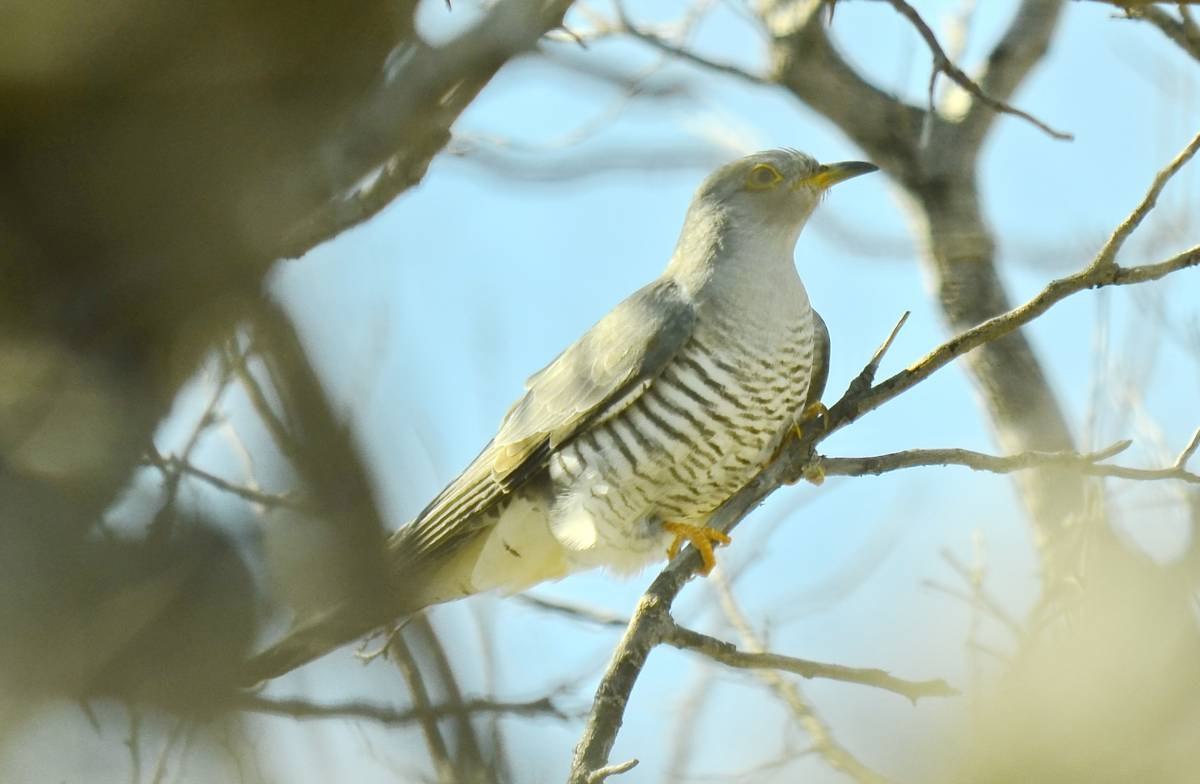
[664, 200, 809, 304]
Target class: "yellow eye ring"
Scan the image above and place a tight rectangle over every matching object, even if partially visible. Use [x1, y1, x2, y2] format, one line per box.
[746, 163, 784, 191]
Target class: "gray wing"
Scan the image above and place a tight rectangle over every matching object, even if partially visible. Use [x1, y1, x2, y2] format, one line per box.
[804, 309, 831, 411]
[392, 278, 697, 563]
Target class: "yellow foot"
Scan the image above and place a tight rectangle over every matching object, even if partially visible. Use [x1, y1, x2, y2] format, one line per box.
[664, 521, 732, 576]
[794, 401, 829, 439]
[773, 402, 830, 463]
[801, 401, 828, 422]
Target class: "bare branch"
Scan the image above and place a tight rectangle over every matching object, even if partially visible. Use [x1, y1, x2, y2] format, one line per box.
[586, 758, 639, 783]
[408, 615, 488, 776]
[449, 140, 723, 183]
[1092, 130, 1200, 270]
[568, 591, 677, 783]
[1174, 427, 1200, 469]
[225, 346, 302, 465]
[839, 435, 1107, 478]
[388, 634, 455, 783]
[239, 694, 568, 724]
[664, 624, 957, 702]
[143, 451, 306, 511]
[710, 570, 889, 783]
[1141, 5, 1200, 61]
[878, 0, 1071, 140]
[761, 0, 925, 178]
[278, 0, 574, 259]
[813, 439, 1200, 483]
[936, 548, 1027, 643]
[960, 0, 1066, 146]
[614, 7, 769, 86]
[828, 133, 1200, 437]
[841, 311, 911, 400]
[146, 363, 232, 541]
[516, 594, 629, 629]
[1084, 2, 1200, 63]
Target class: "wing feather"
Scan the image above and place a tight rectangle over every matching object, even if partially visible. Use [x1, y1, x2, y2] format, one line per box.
[390, 278, 697, 563]
[805, 309, 831, 411]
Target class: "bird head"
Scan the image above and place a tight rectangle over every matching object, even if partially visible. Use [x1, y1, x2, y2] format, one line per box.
[669, 149, 877, 286]
[697, 148, 877, 231]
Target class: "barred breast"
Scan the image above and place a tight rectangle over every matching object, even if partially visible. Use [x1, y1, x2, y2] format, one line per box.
[547, 302, 818, 572]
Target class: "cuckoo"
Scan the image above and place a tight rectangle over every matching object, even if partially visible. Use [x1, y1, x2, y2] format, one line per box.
[247, 149, 875, 681]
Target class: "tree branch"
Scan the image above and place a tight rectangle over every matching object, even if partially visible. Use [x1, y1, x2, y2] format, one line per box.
[143, 451, 306, 511]
[664, 624, 957, 702]
[877, 0, 1071, 140]
[277, 0, 575, 259]
[1093, 130, 1200, 270]
[709, 568, 888, 783]
[585, 758, 639, 783]
[613, 8, 769, 86]
[1084, 2, 1200, 64]
[817, 439, 1200, 485]
[387, 633, 455, 783]
[761, 0, 925, 179]
[960, 0, 1066, 147]
[827, 129, 1200, 438]
[239, 694, 567, 724]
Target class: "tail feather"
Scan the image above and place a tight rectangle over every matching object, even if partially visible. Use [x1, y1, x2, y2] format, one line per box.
[242, 486, 570, 684]
[242, 602, 389, 685]
[242, 528, 493, 684]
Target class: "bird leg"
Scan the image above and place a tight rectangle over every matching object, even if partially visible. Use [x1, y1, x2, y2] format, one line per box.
[664, 521, 731, 576]
[795, 402, 829, 484]
[772, 403, 830, 458]
[793, 401, 829, 440]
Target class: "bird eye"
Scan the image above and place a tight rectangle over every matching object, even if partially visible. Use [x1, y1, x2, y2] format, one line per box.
[746, 163, 783, 190]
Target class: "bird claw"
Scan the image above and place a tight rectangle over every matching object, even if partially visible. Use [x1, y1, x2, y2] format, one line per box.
[772, 401, 829, 464]
[664, 521, 731, 575]
[801, 401, 828, 423]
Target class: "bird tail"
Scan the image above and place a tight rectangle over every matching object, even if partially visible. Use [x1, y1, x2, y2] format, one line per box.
[242, 528, 496, 685]
[241, 601, 398, 685]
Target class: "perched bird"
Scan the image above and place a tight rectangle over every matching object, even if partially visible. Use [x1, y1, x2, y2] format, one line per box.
[247, 149, 876, 682]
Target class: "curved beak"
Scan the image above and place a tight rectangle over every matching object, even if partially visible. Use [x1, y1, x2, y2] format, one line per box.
[798, 160, 878, 191]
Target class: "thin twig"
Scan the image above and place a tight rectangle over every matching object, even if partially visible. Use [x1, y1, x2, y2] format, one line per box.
[1174, 427, 1200, 469]
[1094, 2, 1200, 63]
[828, 227, 1200, 443]
[147, 363, 232, 543]
[586, 758, 639, 783]
[841, 311, 910, 400]
[710, 570, 889, 783]
[614, 4, 769, 85]
[877, 0, 1071, 139]
[664, 667, 718, 781]
[664, 624, 957, 702]
[278, 0, 575, 259]
[516, 594, 629, 629]
[239, 694, 568, 724]
[409, 615, 487, 776]
[226, 347, 301, 464]
[940, 549, 1026, 643]
[388, 634, 455, 784]
[143, 451, 304, 510]
[1092, 130, 1200, 270]
[815, 440, 1200, 485]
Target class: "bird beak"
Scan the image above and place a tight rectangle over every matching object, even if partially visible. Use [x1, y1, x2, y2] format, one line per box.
[796, 160, 878, 191]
